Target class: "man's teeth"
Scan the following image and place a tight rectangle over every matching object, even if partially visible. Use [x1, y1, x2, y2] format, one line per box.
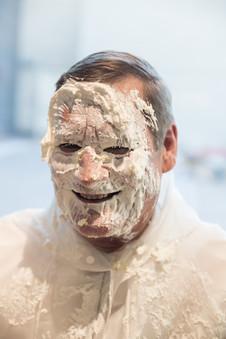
[80, 193, 109, 200]
[73, 190, 121, 203]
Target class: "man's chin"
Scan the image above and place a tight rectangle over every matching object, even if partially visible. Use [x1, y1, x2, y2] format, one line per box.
[71, 208, 117, 239]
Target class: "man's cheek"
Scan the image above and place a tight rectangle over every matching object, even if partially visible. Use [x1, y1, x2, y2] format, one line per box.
[108, 158, 139, 190]
[123, 151, 149, 183]
[50, 163, 75, 191]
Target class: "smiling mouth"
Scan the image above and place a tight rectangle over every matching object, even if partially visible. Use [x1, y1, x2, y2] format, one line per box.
[72, 190, 120, 203]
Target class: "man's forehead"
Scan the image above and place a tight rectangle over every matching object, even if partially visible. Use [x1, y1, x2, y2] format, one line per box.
[50, 80, 141, 125]
[48, 79, 158, 134]
[54, 104, 119, 140]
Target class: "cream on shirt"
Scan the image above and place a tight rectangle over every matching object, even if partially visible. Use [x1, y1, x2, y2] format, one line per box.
[0, 176, 226, 338]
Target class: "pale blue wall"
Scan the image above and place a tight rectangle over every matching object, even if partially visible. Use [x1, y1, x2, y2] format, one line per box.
[0, 0, 21, 136]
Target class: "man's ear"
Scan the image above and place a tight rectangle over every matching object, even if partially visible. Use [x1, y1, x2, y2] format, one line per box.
[161, 124, 178, 173]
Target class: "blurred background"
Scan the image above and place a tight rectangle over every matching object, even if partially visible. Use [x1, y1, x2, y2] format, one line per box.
[0, 0, 225, 228]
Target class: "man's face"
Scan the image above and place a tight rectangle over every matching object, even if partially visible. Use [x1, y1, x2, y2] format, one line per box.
[42, 78, 162, 243]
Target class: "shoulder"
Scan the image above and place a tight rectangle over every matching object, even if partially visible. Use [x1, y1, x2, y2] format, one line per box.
[0, 209, 48, 279]
[166, 185, 226, 258]
[184, 221, 226, 261]
[0, 208, 46, 243]
[191, 221, 226, 268]
[178, 220, 226, 298]
[163, 185, 226, 291]
[0, 208, 45, 226]
[0, 209, 52, 331]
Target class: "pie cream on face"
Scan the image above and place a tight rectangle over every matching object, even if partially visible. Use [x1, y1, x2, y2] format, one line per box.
[41, 79, 160, 240]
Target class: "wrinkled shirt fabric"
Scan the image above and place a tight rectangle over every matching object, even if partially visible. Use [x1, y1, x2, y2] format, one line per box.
[0, 176, 226, 339]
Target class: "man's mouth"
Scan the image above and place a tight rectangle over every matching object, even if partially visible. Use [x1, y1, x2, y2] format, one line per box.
[72, 190, 120, 203]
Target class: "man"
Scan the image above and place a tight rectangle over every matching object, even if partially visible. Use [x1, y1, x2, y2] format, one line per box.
[0, 51, 226, 338]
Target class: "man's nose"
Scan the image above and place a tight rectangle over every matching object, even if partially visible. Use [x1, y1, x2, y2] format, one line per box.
[77, 147, 108, 184]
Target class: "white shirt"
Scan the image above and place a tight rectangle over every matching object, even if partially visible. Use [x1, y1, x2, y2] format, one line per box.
[0, 176, 226, 338]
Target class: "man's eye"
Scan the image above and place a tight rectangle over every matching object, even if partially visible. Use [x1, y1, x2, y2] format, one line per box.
[104, 147, 130, 155]
[59, 143, 81, 153]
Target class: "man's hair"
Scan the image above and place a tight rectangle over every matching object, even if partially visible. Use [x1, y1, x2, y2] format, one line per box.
[56, 51, 174, 148]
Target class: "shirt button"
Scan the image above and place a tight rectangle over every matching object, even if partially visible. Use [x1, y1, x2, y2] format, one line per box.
[136, 245, 146, 255]
[86, 256, 95, 264]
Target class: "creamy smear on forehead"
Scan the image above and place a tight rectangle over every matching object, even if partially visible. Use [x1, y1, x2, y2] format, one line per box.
[41, 79, 160, 240]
